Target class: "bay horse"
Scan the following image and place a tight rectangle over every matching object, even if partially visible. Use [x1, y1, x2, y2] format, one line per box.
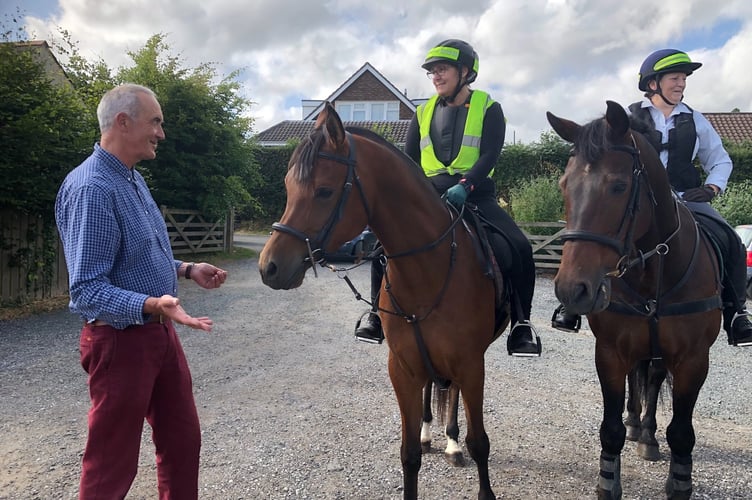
[548, 101, 722, 499]
[258, 102, 510, 500]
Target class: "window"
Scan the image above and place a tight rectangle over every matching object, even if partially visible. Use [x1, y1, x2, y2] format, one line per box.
[334, 101, 400, 121]
[352, 103, 366, 121]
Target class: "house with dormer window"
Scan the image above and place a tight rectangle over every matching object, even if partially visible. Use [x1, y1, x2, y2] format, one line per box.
[255, 62, 426, 147]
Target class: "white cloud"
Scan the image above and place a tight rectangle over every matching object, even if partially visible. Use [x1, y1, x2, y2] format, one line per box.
[13, 0, 752, 142]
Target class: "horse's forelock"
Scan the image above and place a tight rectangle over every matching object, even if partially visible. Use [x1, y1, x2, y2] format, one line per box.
[289, 128, 326, 183]
[574, 118, 619, 165]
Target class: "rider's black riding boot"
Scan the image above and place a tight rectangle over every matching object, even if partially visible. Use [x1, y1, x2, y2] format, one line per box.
[551, 303, 582, 333]
[354, 260, 385, 344]
[505, 259, 542, 357]
[722, 245, 752, 347]
[354, 310, 384, 344]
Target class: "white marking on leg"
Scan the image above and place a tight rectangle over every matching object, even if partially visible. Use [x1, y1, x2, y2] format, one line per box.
[444, 434, 462, 456]
[420, 421, 431, 444]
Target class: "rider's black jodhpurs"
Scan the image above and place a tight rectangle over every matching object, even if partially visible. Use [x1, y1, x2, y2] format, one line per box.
[686, 201, 748, 328]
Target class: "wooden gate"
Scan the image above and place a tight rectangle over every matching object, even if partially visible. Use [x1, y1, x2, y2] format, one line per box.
[518, 221, 566, 272]
[161, 207, 234, 256]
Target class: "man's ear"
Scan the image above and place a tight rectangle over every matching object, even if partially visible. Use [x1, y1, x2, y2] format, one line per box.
[115, 112, 129, 129]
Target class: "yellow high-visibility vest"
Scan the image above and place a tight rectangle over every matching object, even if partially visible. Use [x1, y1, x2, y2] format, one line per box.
[416, 90, 495, 177]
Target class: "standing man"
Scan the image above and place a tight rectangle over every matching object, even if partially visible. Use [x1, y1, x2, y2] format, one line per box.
[55, 83, 228, 499]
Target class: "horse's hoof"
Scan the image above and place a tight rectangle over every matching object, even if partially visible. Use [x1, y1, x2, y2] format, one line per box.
[444, 451, 465, 467]
[665, 481, 692, 500]
[625, 425, 639, 442]
[637, 442, 660, 461]
[597, 486, 622, 500]
[421, 441, 431, 454]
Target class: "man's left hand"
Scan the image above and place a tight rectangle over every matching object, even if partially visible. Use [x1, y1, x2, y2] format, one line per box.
[190, 263, 228, 289]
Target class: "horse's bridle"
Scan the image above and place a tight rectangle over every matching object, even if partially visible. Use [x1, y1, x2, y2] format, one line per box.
[558, 134, 679, 278]
[270, 133, 372, 275]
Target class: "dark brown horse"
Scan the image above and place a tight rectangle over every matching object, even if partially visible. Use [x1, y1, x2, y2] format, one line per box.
[258, 103, 510, 499]
[548, 101, 722, 500]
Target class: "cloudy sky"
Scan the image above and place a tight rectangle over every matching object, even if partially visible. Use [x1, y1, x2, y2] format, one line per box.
[3, 0, 751, 143]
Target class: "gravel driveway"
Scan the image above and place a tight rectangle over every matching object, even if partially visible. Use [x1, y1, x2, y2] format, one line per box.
[1, 256, 751, 499]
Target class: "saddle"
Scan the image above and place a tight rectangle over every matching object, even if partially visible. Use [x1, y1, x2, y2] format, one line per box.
[461, 204, 514, 329]
[691, 210, 729, 279]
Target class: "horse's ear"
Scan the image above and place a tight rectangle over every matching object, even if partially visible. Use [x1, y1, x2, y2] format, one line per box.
[316, 102, 347, 148]
[605, 100, 629, 138]
[546, 111, 580, 143]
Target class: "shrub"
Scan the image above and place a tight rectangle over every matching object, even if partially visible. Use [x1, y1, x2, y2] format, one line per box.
[712, 180, 752, 227]
[509, 174, 564, 223]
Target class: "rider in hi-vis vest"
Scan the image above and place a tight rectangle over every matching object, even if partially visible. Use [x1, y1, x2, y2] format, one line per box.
[551, 48, 752, 348]
[354, 39, 542, 357]
[416, 90, 495, 178]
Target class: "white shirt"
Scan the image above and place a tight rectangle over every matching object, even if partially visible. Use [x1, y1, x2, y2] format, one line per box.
[636, 98, 733, 192]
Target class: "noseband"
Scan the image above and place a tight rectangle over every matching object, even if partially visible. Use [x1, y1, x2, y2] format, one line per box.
[559, 134, 662, 277]
[271, 133, 372, 274]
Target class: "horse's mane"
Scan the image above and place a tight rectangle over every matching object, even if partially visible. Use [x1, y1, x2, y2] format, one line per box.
[288, 124, 435, 195]
[346, 126, 440, 194]
[346, 126, 425, 175]
[575, 113, 654, 166]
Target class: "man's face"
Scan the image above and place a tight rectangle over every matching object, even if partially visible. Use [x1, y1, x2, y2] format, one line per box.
[126, 93, 165, 162]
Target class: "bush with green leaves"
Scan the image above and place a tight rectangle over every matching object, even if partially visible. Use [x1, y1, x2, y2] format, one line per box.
[509, 173, 564, 224]
[712, 180, 752, 227]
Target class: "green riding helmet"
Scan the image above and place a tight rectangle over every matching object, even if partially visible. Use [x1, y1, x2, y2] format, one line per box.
[638, 49, 702, 91]
[422, 39, 479, 84]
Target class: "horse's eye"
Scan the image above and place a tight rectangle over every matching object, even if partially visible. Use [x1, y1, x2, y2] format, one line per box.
[611, 182, 628, 195]
[315, 187, 334, 199]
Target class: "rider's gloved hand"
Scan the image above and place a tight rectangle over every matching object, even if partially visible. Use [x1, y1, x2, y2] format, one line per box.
[445, 179, 473, 208]
[682, 185, 717, 203]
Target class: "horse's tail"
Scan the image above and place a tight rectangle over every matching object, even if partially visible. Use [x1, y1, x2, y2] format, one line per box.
[634, 359, 672, 407]
[434, 383, 451, 427]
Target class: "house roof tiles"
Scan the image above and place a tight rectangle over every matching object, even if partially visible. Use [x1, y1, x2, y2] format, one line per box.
[255, 120, 412, 146]
[704, 112, 752, 144]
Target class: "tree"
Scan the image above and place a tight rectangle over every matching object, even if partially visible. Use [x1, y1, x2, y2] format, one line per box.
[0, 34, 95, 219]
[115, 34, 260, 219]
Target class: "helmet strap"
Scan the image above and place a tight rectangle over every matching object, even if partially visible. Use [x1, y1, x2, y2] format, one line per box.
[650, 75, 681, 107]
[445, 64, 467, 104]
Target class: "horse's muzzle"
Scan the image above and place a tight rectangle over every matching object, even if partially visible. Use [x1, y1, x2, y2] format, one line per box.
[554, 277, 612, 315]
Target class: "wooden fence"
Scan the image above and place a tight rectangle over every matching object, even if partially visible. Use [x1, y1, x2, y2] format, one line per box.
[517, 221, 566, 272]
[0, 210, 69, 304]
[161, 207, 234, 256]
[1, 209, 562, 305]
[1, 208, 234, 305]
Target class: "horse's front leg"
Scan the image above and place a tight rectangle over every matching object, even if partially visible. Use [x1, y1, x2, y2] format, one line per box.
[596, 348, 628, 500]
[389, 351, 425, 500]
[459, 364, 495, 500]
[636, 360, 666, 461]
[664, 355, 709, 500]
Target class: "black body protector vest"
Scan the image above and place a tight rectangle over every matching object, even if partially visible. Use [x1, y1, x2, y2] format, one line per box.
[628, 102, 701, 192]
[430, 101, 469, 165]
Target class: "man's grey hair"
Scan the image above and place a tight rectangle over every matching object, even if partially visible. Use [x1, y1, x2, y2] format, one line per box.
[96, 83, 158, 133]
